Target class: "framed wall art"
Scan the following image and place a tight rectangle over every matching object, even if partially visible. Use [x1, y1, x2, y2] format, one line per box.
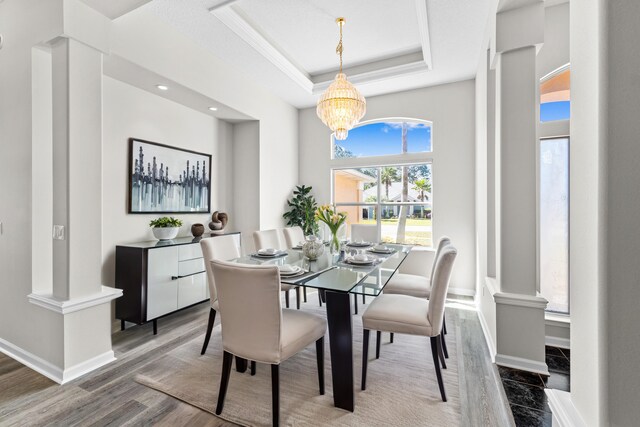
[128, 138, 212, 214]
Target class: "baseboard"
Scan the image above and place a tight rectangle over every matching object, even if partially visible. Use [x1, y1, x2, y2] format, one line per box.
[0, 337, 116, 384]
[0, 337, 64, 383]
[546, 335, 570, 349]
[61, 351, 116, 384]
[448, 286, 476, 297]
[476, 308, 496, 362]
[546, 389, 586, 427]
[495, 353, 549, 375]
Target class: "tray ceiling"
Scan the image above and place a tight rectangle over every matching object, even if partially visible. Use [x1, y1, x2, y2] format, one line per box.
[144, 0, 491, 108]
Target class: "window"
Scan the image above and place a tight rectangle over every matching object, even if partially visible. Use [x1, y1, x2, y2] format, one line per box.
[330, 119, 433, 246]
[333, 120, 432, 159]
[539, 137, 570, 313]
[540, 66, 570, 122]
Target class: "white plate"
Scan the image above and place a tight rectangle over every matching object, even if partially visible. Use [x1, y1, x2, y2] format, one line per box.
[346, 257, 376, 265]
[280, 269, 306, 278]
[255, 252, 285, 258]
[347, 241, 372, 247]
[368, 248, 394, 254]
[278, 265, 302, 275]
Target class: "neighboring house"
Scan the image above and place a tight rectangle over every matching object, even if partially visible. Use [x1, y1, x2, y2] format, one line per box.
[362, 181, 432, 218]
[333, 169, 376, 225]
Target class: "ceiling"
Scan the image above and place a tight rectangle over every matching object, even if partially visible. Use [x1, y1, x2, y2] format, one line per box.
[139, 0, 491, 108]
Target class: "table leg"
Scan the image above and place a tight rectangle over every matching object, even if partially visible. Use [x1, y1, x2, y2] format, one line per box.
[325, 290, 354, 412]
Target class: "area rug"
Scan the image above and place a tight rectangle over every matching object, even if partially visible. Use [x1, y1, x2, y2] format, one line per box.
[135, 297, 462, 426]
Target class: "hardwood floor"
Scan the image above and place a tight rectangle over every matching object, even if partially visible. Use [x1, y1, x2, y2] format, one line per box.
[0, 295, 513, 426]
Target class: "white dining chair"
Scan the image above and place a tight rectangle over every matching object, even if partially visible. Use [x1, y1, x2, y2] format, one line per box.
[383, 236, 452, 356]
[361, 245, 457, 402]
[200, 235, 241, 355]
[350, 223, 378, 243]
[211, 260, 326, 426]
[253, 229, 301, 309]
[253, 229, 287, 251]
[283, 226, 305, 249]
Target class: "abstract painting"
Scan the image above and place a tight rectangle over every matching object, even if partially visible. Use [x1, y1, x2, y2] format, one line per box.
[128, 138, 211, 213]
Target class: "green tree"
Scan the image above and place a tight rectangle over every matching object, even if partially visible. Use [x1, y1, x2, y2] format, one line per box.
[380, 167, 399, 199]
[412, 178, 431, 201]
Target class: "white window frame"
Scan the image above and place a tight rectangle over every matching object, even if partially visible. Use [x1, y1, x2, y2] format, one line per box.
[329, 118, 435, 247]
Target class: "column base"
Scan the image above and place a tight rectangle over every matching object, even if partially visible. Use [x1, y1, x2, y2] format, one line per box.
[546, 389, 587, 427]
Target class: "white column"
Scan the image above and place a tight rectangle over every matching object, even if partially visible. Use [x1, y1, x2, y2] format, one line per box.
[492, 0, 549, 374]
[26, 0, 122, 383]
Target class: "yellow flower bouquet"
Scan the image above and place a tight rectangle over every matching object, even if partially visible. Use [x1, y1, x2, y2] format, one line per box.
[315, 204, 347, 253]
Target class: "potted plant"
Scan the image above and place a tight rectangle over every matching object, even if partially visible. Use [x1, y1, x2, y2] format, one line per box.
[149, 216, 183, 240]
[283, 185, 319, 236]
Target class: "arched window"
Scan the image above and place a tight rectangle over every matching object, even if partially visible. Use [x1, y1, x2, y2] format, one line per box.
[330, 119, 433, 246]
[540, 64, 570, 122]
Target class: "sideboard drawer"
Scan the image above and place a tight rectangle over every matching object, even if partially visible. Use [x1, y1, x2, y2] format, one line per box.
[178, 272, 206, 309]
[179, 244, 203, 261]
[178, 258, 205, 277]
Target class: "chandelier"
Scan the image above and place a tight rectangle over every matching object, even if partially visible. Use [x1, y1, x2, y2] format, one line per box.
[316, 17, 366, 141]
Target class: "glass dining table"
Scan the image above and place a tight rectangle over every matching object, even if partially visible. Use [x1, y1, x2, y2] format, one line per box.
[230, 243, 411, 412]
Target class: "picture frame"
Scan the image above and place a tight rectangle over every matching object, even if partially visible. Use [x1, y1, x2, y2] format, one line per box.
[128, 138, 212, 214]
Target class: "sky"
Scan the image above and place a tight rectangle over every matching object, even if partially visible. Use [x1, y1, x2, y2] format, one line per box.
[334, 121, 432, 157]
[540, 101, 570, 122]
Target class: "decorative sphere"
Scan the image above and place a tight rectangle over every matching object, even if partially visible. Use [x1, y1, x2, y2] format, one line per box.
[302, 235, 324, 260]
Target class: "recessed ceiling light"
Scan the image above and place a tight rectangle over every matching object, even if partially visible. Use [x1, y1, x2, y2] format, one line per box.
[156, 85, 168, 91]
[208, 107, 218, 111]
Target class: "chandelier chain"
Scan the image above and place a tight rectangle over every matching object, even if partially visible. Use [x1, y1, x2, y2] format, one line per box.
[336, 19, 344, 73]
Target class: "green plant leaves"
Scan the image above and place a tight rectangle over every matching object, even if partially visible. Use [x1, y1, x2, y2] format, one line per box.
[283, 185, 319, 236]
[149, 216, 183, 228]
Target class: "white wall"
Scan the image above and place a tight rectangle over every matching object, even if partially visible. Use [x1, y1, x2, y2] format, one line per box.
[299, 80, 477, 293]
[110, 6, 299, 232]
[570, 0, 640, 424]
[537, 2, 569, 78]
[101, 76, 232, 286]
[0, 0, 66, 369]
[232, 121, 260, 252]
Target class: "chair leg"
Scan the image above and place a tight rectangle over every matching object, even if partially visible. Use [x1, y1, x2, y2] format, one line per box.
[303, 286, 308, 303]
[215, 351, 234, 415]
[443, 315, 448, 335]
[376, 331, 381, 359]
[430, 336, 447, 402]
[362, 294, 366, 304]
[251, 360, 256, 376]
[295, 287, 301, 310]
[438, 336, 447, 369]
[390, 332, 394, 343]
[285, 290, 290, 308]
[271, 364, 280, 427]
[441, 332, 449, 359]
[316, 337, 325, 395]
[318, 290, 323, 307]
[361, 329, 370, 391]
[354, 293, 358, 315]
[200, 308, 217, 355]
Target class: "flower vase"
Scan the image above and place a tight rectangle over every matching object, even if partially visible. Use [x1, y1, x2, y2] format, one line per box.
[330, 231, 340, 254]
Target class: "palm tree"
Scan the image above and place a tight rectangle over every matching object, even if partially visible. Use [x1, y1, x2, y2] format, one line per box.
[412, 178, 431, 201]
[380, 167, 399, 199]
[397, 123, 410, 242]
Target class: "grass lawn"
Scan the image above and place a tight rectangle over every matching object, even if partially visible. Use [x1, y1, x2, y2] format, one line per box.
[360, 218, 432, 226]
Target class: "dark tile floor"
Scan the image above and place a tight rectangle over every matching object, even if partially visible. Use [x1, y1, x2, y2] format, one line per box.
[498, 346, 570, 427]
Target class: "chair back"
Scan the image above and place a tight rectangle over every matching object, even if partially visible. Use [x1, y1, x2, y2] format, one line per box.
[211, 260, 283, 364]
[283, 226, 305, 249]
[253, 229, 287, 251]
[351, 224, 378, 243]
[200, 235, 241, 304]
[429, 236, 451, 282]
[426, 245, 457, 333]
